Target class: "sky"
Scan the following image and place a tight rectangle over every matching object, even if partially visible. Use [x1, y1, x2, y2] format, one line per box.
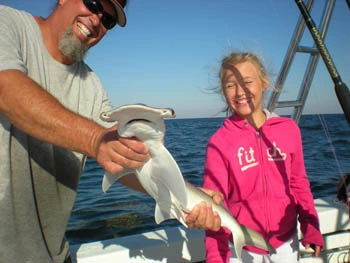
[2, 0, 350, 118]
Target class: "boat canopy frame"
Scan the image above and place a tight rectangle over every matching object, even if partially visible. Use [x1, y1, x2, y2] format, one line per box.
[267, 0, 337, 123]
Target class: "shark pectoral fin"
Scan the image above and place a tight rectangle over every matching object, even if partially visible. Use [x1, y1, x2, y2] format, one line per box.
[147, 145, 189, 227]
[151, 177, 186, 226]
[154, 204, 179, 224]
[241, 226, 276, 254]
[102, 168, 135, 193]
[136, 159, 159, 198]
[154, 204, 167, 224]
[232, 233, 245, 260]
[150, 145, 188, 206]
[154, 202, 186, 226]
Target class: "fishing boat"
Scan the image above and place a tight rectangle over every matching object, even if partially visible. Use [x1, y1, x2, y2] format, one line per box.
[70, 0, 350, 262]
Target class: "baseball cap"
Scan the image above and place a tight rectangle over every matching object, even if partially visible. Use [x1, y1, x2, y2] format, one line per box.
[109, 0, 126, 27]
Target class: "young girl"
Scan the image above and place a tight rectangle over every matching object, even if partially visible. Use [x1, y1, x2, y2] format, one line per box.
[203, 52, 324, 262]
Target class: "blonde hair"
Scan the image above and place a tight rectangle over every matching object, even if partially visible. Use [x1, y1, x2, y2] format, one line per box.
[219, 52, 268, 87]
[217, 52, 269, 115]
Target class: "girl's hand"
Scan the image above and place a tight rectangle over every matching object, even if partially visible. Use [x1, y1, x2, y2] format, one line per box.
[304, 244, 321, 257]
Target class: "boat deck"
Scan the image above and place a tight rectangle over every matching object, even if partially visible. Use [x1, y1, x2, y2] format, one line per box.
[70, 197, 349, 262]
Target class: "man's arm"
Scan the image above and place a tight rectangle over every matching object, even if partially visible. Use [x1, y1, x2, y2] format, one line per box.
[0, 69, 149, 174]
[0, 69, 223, 229]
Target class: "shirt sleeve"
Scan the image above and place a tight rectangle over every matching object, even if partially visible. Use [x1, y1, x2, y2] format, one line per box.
[0, 6, 27, 73]
[289, 124, 324, 249]
[96, 88, 113, 128]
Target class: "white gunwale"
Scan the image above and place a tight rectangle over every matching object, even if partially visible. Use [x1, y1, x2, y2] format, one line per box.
[70, 196, 350, 263]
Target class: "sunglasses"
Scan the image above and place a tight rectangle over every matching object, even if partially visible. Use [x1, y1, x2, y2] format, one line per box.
[82, 0, 118, 29]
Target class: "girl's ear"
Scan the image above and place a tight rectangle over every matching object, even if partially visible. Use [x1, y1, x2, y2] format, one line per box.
[262, 76, 269, 91]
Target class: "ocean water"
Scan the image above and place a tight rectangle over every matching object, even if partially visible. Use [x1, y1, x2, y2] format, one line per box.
[66, 114, 350, 245]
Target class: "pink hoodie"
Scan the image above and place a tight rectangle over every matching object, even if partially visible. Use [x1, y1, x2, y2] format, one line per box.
[203, 112, 324, 263]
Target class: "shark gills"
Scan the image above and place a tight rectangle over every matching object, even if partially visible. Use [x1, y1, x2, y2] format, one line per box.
[100, 104, 275, 260]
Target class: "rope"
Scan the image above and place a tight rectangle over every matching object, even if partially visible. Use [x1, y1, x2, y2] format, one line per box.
[318, 114, 343, 177]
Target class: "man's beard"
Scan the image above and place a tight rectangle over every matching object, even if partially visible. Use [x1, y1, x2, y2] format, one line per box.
[58, 26, 89, 62]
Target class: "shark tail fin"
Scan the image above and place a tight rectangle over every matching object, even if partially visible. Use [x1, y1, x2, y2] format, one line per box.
[241, 225, 276, 254]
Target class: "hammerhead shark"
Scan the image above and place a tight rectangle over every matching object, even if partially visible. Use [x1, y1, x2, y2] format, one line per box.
[101, 104, 275, 260]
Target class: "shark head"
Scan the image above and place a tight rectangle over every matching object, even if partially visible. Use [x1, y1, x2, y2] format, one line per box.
[101, 104, 176, 140]
[101, 104, 188, 215]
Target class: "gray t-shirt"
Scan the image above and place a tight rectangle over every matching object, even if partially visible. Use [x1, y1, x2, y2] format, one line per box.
[0, 6, 112, 263]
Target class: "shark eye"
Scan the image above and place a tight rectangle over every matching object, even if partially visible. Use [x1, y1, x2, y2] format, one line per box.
[161, 109, 175, 116]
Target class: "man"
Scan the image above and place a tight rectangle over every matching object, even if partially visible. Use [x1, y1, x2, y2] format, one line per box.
[337, 173, 350, 219]
[0, 1, 221, 262]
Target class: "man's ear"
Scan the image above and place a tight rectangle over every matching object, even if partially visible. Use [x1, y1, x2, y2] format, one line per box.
[58, 0, 68, 6]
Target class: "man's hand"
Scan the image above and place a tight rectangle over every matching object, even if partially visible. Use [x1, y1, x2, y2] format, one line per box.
[96, 125, 150, 174]
[185, 188, 224, 231]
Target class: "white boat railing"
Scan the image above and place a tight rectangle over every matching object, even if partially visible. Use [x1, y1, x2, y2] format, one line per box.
[70, 197, 349, 263]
